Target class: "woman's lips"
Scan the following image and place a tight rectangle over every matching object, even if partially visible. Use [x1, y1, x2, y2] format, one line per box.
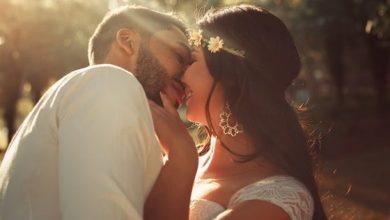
[184, 91, 192, 103]
[182, 83, 192, 104]
[177, 94, 185, 107]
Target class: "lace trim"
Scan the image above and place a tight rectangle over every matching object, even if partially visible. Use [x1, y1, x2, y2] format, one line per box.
[190, 199, 225, 220]
[228, 176, 314, 220]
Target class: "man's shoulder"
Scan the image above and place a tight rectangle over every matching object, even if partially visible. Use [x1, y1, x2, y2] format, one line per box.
[75, 64, 139, 84]
[53, 64, 150, 120]
[80, 64, 132, 75]
[46, 64, 145, 109]
[56, 64, 143, 94]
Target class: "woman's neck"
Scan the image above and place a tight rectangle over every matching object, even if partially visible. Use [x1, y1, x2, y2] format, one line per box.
[201, 136, 282, 180]
[202, 136, 256, 178]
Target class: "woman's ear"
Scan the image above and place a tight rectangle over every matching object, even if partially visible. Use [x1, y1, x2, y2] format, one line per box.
[115, 28, 140, 55]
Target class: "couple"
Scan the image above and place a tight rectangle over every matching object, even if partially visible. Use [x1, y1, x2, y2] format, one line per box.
[0, 4, 327, 220]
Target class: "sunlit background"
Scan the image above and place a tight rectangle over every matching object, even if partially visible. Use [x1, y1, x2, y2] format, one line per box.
[0, 0, 389, 219]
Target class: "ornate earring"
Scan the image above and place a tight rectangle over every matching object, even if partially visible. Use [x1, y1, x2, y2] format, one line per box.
[219, 103, 244, 137]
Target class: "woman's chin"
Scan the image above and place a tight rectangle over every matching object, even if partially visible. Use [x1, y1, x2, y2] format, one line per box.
[185, 111, 199, 124]
[185, 112, 195, 122]
[185, 112, 206, 126]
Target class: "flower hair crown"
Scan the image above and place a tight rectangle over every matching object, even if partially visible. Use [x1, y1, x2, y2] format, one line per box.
[188, 29, 245, 58]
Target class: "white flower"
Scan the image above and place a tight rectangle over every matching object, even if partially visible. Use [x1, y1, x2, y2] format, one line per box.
[189, 29, 203, 47]
[208, 36, 224, 53]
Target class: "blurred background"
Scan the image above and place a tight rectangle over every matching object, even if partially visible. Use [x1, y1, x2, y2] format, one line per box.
[0, 0, 389, 219]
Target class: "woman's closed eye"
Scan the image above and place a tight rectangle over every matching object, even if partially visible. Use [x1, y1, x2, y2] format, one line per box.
[188, 58, 195, 65]
[187, 56, 196, 66]
[173, 52, 185, 65]
[188, 51, 199, 65]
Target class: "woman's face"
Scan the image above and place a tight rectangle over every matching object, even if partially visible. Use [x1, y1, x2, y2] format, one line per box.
[181, 48, 224, 125]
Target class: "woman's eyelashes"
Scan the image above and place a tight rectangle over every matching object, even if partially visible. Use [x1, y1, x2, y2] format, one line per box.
[188, 51, 199, 65]
[187, 55, 196, 65]
[188, 58, 195, 65]
[175, 52, 185, 65]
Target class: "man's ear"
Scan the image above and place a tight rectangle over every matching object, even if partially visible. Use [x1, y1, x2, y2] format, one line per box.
[115, 28, 140, 55]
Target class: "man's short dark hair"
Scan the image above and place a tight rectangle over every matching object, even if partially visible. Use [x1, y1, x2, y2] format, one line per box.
[88, 5, 186, 64]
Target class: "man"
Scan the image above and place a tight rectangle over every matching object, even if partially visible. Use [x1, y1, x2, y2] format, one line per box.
[0, 5, 191, 220]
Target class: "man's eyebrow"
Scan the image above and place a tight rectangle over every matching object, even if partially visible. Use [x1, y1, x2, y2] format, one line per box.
[177, 41, 192, 57]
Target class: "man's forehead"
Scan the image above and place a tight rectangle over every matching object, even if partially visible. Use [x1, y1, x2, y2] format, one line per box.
[152, 26, 189, 48]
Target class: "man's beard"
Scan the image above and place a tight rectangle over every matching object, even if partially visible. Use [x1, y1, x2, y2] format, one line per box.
[134, 44, 166, 106]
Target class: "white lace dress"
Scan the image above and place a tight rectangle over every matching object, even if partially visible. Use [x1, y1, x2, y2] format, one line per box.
[190, 175, 314, 220]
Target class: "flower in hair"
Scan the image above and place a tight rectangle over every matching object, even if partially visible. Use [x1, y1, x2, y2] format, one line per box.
[208, 36, 224, 53]
[189, 29, 203, 47]
[188, 29, 245, 58]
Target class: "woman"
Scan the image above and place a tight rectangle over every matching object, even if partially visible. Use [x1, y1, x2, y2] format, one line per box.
[145, 4, 327, 220]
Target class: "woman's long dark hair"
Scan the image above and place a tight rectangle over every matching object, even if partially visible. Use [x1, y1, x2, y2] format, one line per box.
[197, 5, 327, 219]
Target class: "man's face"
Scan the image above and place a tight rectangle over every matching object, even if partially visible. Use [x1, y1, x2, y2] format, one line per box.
[135, 26, 191, 107]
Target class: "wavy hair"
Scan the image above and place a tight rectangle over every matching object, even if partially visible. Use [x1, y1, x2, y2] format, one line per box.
[197, 5, 327, 219]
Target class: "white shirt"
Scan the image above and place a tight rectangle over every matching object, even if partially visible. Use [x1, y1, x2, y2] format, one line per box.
[0, 64, 163, 220]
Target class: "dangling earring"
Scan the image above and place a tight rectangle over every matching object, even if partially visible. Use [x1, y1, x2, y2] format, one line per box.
[219, 103, 244, 137]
